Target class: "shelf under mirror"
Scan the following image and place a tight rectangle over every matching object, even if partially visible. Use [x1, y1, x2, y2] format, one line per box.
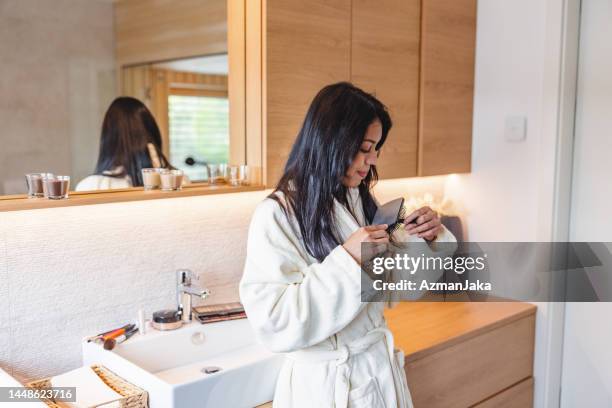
[0, 183, 265, 212]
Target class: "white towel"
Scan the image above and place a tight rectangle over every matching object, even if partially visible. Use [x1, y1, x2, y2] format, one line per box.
[50, 366, 122, 408]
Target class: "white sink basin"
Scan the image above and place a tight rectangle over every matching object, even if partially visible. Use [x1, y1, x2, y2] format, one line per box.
[83, 318, 283, 408]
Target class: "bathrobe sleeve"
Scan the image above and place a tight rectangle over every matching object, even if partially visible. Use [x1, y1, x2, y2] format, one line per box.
[239, 199, 366, 353]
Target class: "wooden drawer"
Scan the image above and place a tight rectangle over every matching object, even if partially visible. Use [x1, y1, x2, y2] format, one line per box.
[405, 314, 535, 408]
[475, 377, 534, 408]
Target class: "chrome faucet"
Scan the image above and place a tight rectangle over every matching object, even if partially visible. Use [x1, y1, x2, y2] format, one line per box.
[177, 269, 211, 322]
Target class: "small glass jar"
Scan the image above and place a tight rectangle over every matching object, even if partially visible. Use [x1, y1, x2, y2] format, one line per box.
[160, 169, 184, 191]
[42, 175, 70, 199]
[207, 164, 228, 185]
[142, 168, 162, 190]
[239, 165, 251, 186]
[228, 165, 240, 186]
[25, 173, 53, 198]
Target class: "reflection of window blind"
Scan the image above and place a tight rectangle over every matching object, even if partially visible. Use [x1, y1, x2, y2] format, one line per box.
[168, 95, 229, 181]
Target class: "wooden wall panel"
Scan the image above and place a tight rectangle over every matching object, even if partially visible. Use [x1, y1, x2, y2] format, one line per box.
[351, 0, 420, 179]
[114, 0, 227, 66]
[120, 65, 153, 103]
[228, 0, 247, 165]
[151, 69, 170, 156]
[265, 0, 351, 186]
[418, 0, 477, 176]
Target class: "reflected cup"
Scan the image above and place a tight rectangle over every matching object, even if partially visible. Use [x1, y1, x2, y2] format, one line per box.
[160, 169, 184, 191]
[142, 168, 162, 190]
[25, 173, 53, 198]
[42, 175, 70, 200]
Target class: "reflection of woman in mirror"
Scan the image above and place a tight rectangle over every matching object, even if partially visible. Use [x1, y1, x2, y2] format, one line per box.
[76, 96, 178, 191]
[240, 82, 456, 408]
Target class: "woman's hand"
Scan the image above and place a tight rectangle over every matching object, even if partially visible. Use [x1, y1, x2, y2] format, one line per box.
[404, 206, 443, 241]
[342, 224, 389, 264]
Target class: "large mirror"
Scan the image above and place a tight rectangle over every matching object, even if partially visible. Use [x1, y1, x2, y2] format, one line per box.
[121, 55, 229, 184]
[0, 0, 242, 196]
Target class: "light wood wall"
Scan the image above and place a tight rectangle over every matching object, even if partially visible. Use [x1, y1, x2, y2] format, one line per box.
[114, 0, 227, 66]
[245, 0, 264, 184]
[228, 0, 247, 166]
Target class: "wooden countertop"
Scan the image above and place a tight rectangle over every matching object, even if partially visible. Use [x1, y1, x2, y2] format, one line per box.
[384, 300, 536, 363]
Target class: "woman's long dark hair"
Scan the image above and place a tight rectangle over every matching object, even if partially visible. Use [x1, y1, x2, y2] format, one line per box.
[95, 96, 172, 186]
[272, 82, 392, 262]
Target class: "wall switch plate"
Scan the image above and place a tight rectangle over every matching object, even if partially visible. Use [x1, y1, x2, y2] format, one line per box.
[504, 116, 527, 142]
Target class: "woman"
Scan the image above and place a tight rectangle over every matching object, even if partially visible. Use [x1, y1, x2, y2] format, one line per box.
[240, 82, 456, 407]
[76, 96, 176, 191]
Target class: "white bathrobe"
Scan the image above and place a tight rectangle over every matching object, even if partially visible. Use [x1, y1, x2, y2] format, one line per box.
[239, 187, 456, 408]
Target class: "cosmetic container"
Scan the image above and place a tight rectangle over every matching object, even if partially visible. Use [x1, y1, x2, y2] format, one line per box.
[151, 309, 182, 331]
[138, 309, 146, 335]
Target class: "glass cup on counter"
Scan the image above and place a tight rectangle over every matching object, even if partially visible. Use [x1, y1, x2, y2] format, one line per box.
[42, 175, 70, 199]
[207, 164, 228, 185]
[142, 168, 162, 190]
[160, 169, 184, 191]
[25, 173, 53, 198]
[228, 165, 240, 186]
[239, 165, 251, 186]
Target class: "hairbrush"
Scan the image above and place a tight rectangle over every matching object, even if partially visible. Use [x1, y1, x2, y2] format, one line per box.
[372, 198, 408, 237]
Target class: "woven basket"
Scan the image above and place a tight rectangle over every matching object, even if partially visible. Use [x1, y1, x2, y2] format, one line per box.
[26, 365, 148, 408]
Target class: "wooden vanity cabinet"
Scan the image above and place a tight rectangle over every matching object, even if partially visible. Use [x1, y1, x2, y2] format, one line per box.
[257, 0, 477, 186]
[387, 302, 536, 408]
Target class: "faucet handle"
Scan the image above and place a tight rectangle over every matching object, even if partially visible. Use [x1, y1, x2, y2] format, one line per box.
[177, 269, 194, 285]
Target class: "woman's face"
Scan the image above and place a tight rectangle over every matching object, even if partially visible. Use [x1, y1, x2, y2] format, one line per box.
[342, 119, 382, 187]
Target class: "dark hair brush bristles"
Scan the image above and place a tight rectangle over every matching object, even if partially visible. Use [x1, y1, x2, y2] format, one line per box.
[386, 206, 407, 239]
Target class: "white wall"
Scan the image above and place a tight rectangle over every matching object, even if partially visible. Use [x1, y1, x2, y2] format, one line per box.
[561, 0, 612, 406]
[0, 0, 116, 194]
[567, 0, 612, 243]
[0, 191, 268, 382]
[446, 0, 547, 242]
[442, 1, 564, 407]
